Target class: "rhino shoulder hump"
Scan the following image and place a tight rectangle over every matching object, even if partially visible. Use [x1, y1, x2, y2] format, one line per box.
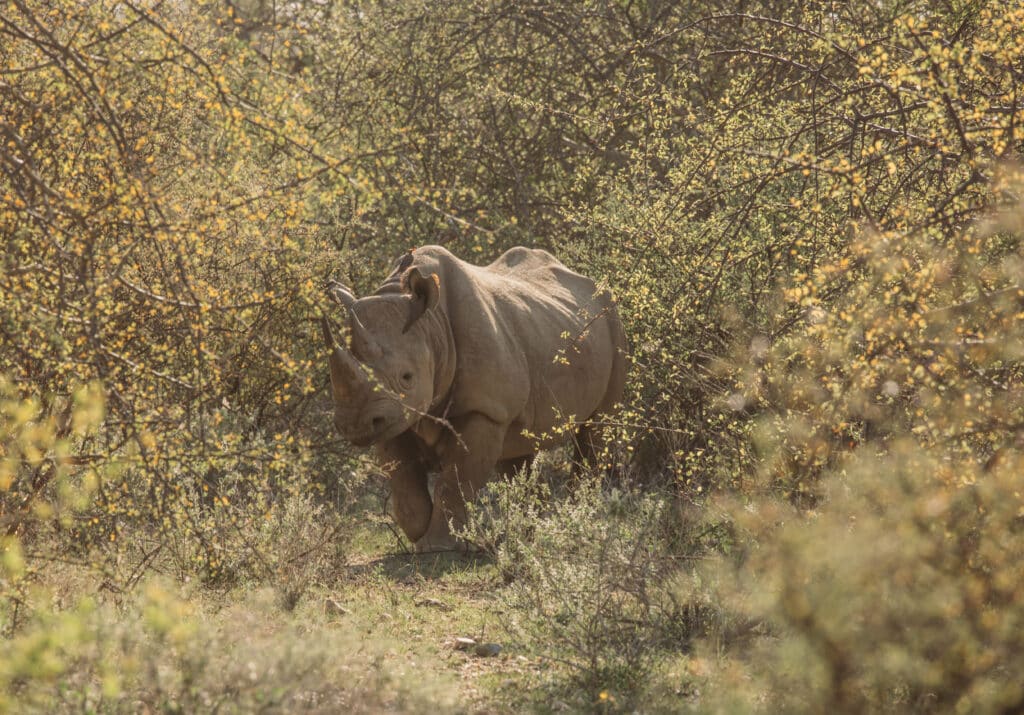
[410, 244, 456, 261]
[491, 246, 560, 271]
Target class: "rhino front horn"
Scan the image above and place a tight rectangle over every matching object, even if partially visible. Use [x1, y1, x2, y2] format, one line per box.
[326, 331, 371, 397]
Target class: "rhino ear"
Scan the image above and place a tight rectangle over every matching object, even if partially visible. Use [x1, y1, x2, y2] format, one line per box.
[402, 267, 440, 333]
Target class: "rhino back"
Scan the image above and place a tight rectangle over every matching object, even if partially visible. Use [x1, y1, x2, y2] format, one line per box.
[403, 246, 620, 442]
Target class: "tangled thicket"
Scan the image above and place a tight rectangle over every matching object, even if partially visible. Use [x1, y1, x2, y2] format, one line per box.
[2, 0, 1024, 711]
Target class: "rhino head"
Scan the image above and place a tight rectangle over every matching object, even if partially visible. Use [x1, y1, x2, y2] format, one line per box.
[321, 269, 442, 447]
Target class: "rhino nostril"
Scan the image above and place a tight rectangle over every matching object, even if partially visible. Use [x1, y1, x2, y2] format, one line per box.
[371, 416, 386, 432]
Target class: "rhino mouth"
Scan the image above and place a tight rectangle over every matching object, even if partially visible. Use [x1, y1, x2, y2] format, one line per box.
[348, 432, 378, 448]
[345, 415, 407, 447]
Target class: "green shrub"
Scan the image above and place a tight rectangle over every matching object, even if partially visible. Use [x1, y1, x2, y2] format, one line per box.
[709, 446, 1024, 714]
[0, 0, 354, 580]
[696, 189, 1024, 711]
[1, 581, 449, 714]
[461, 468, 709, 709]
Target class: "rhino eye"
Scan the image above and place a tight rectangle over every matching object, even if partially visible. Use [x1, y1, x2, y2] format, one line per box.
[400, 371, 414, 385]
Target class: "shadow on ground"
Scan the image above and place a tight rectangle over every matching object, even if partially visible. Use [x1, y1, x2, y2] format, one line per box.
[346, 548, 496, 583]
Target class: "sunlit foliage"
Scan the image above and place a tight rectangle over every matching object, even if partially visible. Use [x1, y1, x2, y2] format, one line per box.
[2, 0, 1024, 710]
[1, 0, 356, 578]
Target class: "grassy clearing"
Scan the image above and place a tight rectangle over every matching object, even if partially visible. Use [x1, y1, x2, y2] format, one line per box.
[8, 480, 710, 714]
[326, 541, 511, 710]
[8, 524, 506, 713]
[311, 511, 706, 714]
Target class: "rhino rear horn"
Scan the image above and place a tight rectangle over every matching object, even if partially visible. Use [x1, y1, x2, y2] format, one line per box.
[320, 315, 337, 350]
[325, 280, 383, 359]
[326, 280, 357, 310]
[403, 268, 440, 333]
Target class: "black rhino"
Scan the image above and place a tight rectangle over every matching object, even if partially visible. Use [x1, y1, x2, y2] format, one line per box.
[322, 245, 626, 551]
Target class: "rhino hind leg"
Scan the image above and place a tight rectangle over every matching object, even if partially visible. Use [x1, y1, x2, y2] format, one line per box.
[572, 423, 624, 486]
[572, 310, 628, 482]
[497, 454, 534, 480]
[571, 423, 603, 476]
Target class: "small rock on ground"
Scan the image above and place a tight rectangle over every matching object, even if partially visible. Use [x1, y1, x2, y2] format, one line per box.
[324, 598, 351, 616]
[414, 597, 452, 611]
[474, 643, 502, 658]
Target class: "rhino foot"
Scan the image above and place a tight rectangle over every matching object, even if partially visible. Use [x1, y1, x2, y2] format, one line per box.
[413, 534, 462, 553]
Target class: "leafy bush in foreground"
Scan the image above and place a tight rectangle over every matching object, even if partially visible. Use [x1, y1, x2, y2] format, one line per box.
[1, 581, 448, 714]
[698, 193, 1024, 711]
[462, 469, 710, 709]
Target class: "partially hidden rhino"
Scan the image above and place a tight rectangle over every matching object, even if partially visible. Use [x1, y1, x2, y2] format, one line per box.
[321, 245, 627, 551]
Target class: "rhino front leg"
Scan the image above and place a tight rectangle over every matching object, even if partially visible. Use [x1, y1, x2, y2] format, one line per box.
[416, 414, 505, 552]
[376, 432, 433, 543]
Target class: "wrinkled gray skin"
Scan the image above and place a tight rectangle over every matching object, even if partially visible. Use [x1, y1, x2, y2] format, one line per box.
[323, 245, 627, 551]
